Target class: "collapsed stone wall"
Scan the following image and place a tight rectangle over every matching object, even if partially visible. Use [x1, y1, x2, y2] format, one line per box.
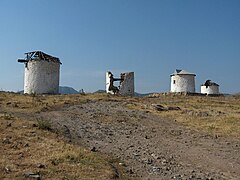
[106, 71, 134, 96]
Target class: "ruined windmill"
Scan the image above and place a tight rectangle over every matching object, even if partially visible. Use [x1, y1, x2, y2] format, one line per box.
[106, 71, 134, 96]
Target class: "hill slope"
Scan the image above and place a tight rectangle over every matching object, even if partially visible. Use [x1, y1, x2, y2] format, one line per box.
[59, 86, 79, 94]
[0, 92, 240, 179]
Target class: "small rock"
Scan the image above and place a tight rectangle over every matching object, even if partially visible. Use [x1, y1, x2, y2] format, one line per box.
[24, 172, 41, 179]
[7, 123, 12, 127]
[168, 106, 181, 111]
[90, 147, 97, 152]
[189, 175, 195, 179]
[198, 111, 209, 117]
[151, 153, 160, 159]
[152, 104, 168, 111]
[24, 143, 29, 147]
[173, 174, 183, 179]
[2, 138, 11, 144]
[128, 168, 134, 174]
[118, 162, 126, 166]
[207, 177, 214, 180]
[142, 158, 153, 164]
[162, 159, 168, 165]
[133, 153, 140, 157]
[152, 166, 161, 173]
[5, 167, 11, 173]
[166, 166, 171, 171]
[37, 163, 45, 168]
[19, 153, 24, 159]
[14, 103, 19, 107]
[51, 160, 58, 166]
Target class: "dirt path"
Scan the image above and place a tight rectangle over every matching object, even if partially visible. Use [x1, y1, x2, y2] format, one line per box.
[40, 100, 240, 179]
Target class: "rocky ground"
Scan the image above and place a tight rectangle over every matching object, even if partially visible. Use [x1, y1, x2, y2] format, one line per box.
[38, 99, 240, 180]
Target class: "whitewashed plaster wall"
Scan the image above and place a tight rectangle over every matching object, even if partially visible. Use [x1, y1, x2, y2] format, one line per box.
[106, 72, 114, 94]
[170, 74, 195, 93]
[24, 60, 60, 94]
[201, 85, 219, 95]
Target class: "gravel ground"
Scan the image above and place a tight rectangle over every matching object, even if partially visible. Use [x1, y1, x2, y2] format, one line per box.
[40, 100, 240, 180]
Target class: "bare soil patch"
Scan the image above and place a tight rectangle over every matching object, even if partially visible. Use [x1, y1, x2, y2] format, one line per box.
[41, 98, 240, 179]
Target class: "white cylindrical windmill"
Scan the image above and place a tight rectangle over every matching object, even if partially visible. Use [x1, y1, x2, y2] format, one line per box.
[201, 80, 220, 95]
[170, 69, 196, 93]
[18, 51, 62, 94]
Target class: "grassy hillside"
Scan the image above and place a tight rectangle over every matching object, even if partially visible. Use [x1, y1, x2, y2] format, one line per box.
[0, 117, 116, 179]
[130, 93, 240, 137]
[0, 92, 122, 179]
[0, 92, 239, 178]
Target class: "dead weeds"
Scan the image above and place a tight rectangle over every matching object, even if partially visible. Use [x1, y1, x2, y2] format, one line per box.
[0, 92, 123, 179]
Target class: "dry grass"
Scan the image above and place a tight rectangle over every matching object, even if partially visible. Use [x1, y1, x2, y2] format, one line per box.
[0, 92, 131, 113]
[127, 94, 240, 137]
[0, 92, 123, 179]
[1, 91, 239, 179]
[0, 116, 115, 179]
[1, 92, 239, 138]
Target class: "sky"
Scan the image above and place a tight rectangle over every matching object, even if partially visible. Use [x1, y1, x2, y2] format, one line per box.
[0, 0, 240, 94]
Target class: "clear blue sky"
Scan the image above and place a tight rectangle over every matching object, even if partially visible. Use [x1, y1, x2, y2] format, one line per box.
[0, 0, 239, 93]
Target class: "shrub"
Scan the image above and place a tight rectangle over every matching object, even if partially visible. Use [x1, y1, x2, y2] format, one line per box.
[37, 119, 52, 131]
